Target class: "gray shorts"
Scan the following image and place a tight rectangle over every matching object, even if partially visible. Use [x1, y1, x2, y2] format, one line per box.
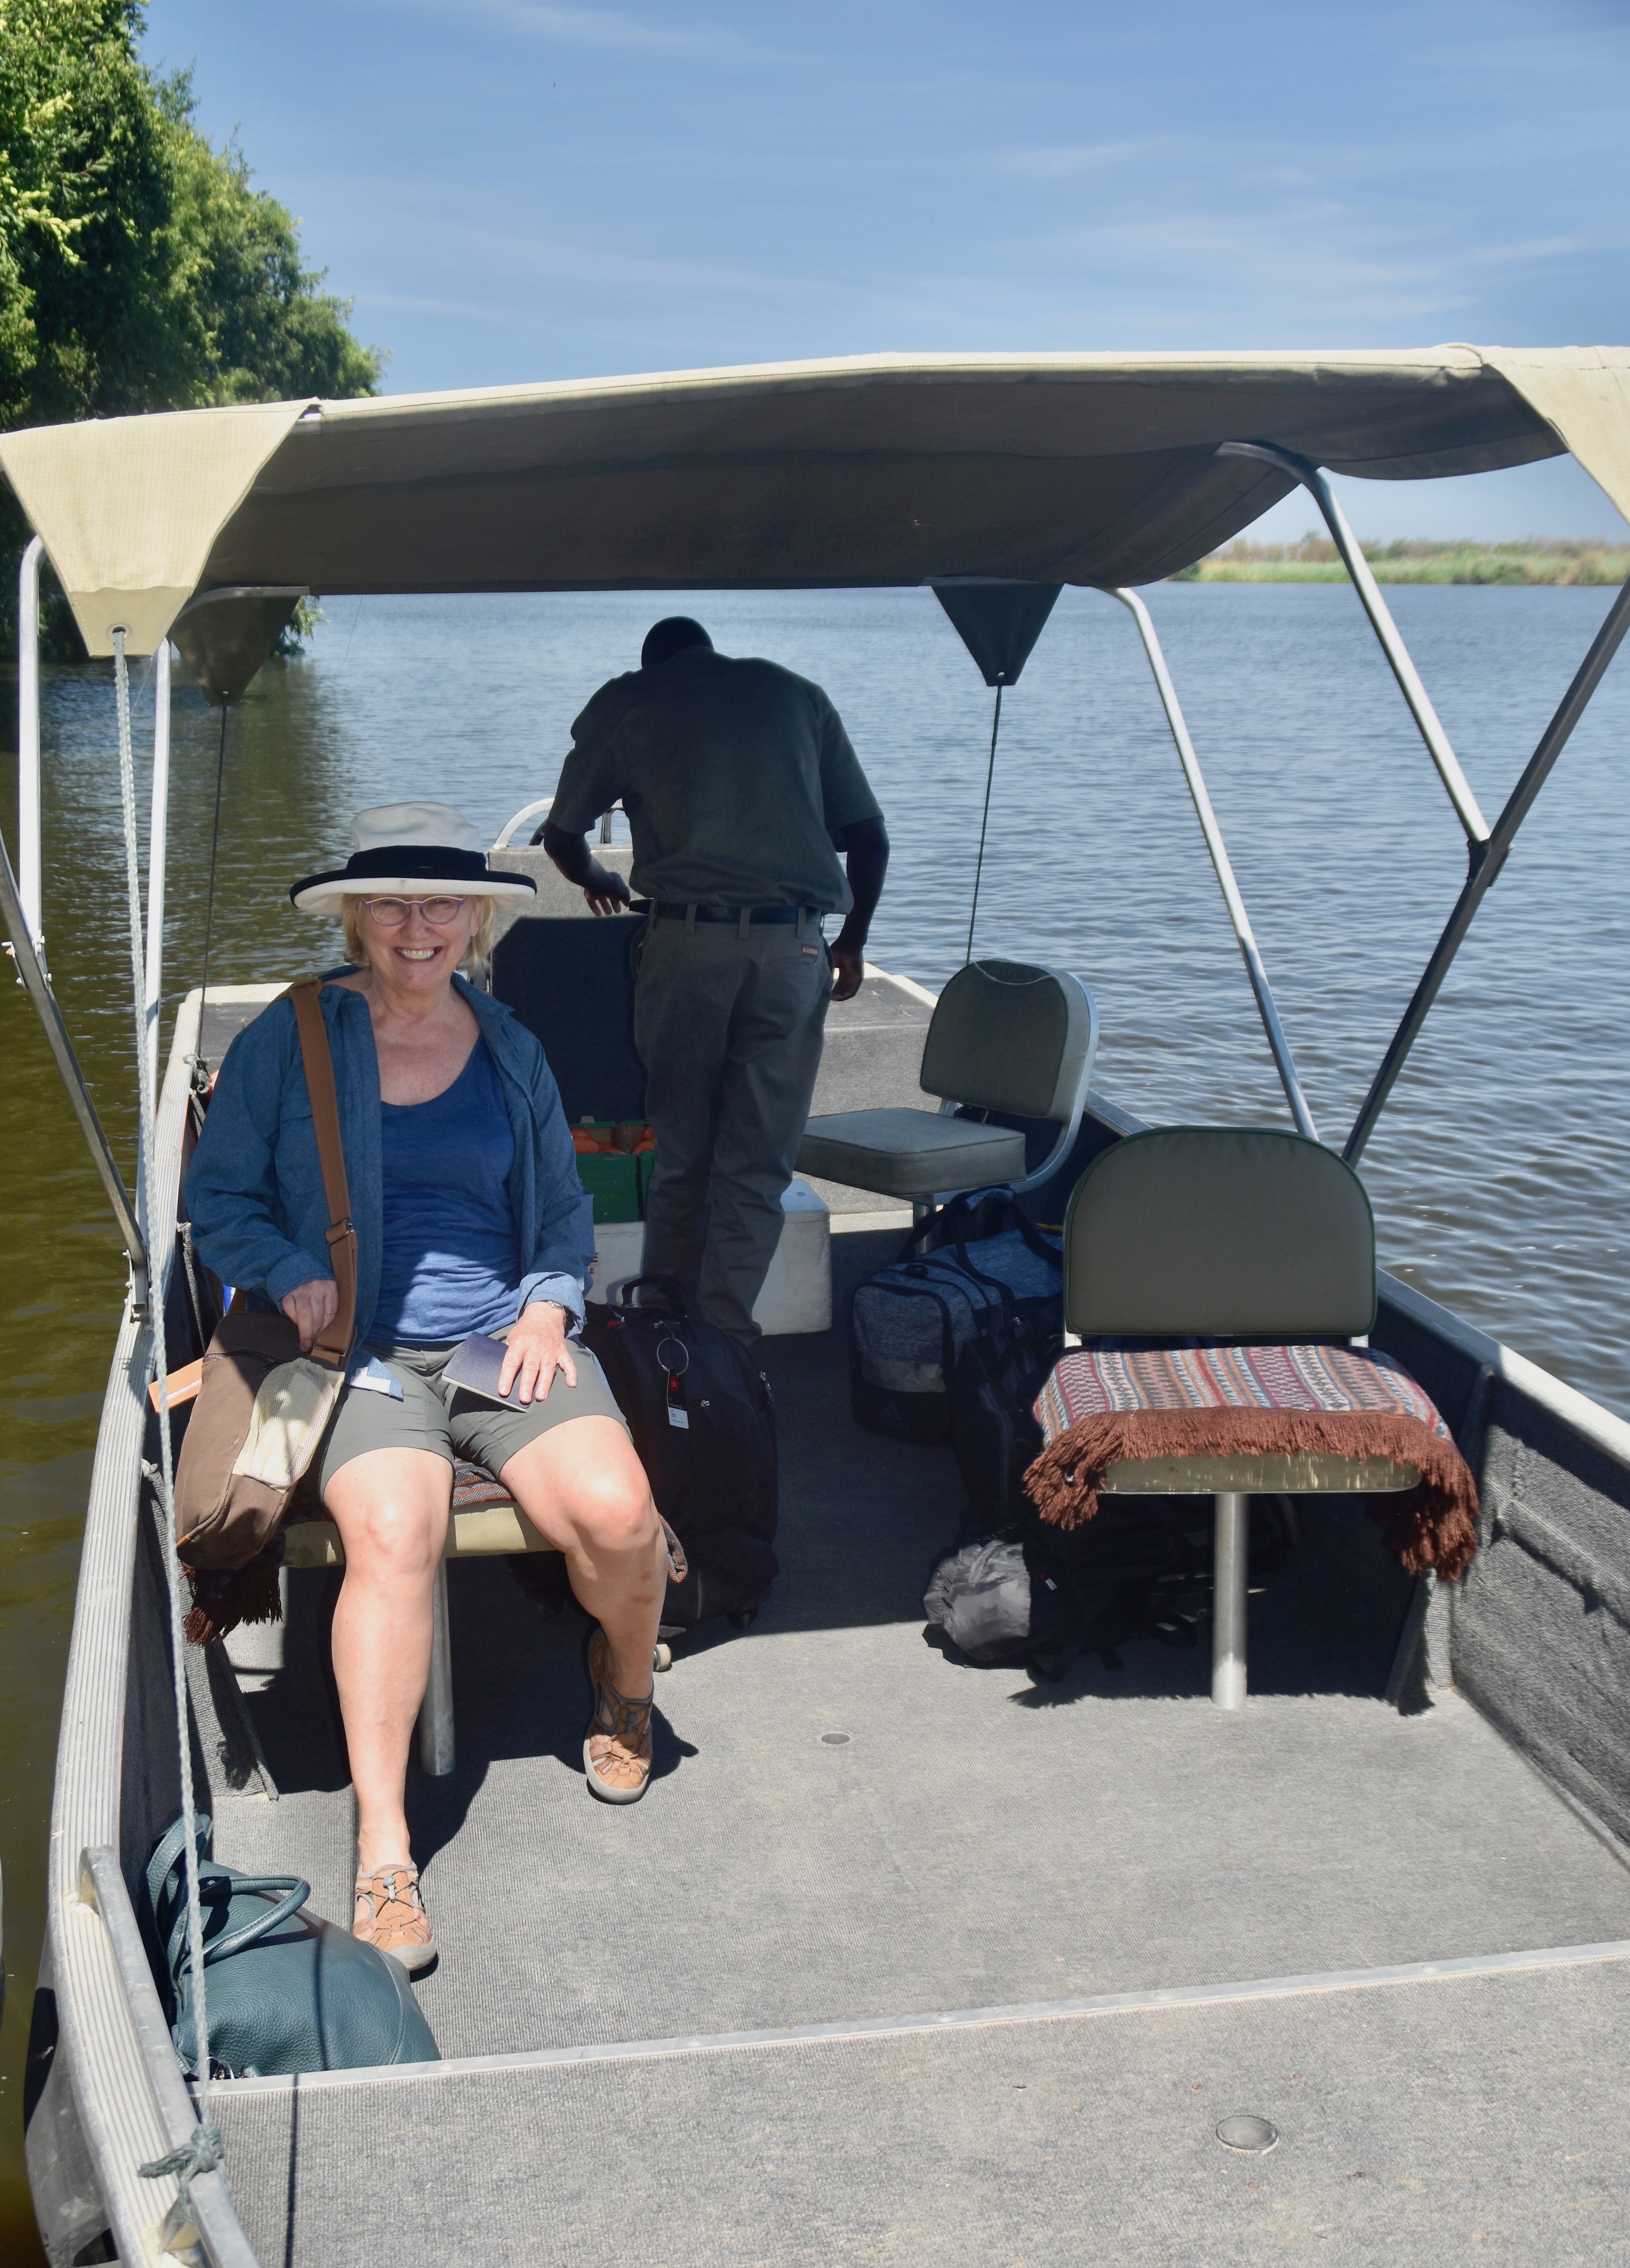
[319, 1339, 628, 1493]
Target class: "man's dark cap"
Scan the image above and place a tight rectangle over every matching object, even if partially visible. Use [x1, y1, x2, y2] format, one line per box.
[642, 617, 713, 670]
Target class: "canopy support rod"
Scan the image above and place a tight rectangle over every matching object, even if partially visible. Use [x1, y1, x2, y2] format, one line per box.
[144, 640, 171, 1100]
[17, 535, 45, 962]
[1112, 587, 1319, 1141]
[1216, 441, 1492, 854]
[0, 816, 149, 1310]
[1344, 573, 1630, 1165]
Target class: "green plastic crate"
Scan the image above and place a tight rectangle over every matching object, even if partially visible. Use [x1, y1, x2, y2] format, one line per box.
[575, 1150, 642, 1224]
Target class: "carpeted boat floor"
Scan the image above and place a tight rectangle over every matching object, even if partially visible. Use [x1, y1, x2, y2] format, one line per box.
[214, 1960, 1630, 2267]
[215, 1233, 1630, 2064]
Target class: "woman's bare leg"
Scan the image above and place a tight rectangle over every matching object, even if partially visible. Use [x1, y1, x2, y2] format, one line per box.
[322, 1446, 452, 1870]
[499, 1416, 666, 1698]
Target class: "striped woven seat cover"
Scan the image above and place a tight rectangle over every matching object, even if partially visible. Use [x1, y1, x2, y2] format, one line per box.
[1028, 1343, 1479, 1580]
[451, 1458, 514, 1510]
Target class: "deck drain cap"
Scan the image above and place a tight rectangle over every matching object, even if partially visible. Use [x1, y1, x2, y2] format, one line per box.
[1216, 2115, 1278, 2153]
[819, 1731, 852, 1746]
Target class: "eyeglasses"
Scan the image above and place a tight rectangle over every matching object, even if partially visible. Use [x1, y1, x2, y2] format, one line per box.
[359, 896, 470, 928]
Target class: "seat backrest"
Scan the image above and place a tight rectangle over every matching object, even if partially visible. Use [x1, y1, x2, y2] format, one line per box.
[490, 914, 647, 1123]
[1064, 1126, 1375, 1339]
[919, 959, 1092, 1123]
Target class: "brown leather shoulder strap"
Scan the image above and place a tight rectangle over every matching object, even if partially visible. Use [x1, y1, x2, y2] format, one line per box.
[286, 980, 358, 1365]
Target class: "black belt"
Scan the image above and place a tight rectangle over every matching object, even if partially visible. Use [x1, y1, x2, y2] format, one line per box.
[653, 903, 823, 927]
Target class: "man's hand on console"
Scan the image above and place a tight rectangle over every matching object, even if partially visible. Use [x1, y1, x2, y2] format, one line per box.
[498, 1301, 578, 1404]
[582, 861, 633, 917]
[541, 821, 632, 918]
[281, 1276, 340, 1354]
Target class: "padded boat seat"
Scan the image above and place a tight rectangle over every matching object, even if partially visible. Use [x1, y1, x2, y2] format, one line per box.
[1028, 1127, 1479, 1711]
[283, 1459, 557, 1569]
[798, 958, 1097, 1209]
[281, 1500, 557, 1570]
[795, 1107, 1027, 1200]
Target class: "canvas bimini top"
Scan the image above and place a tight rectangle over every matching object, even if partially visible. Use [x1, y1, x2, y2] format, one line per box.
[3, 344, 1630, 659]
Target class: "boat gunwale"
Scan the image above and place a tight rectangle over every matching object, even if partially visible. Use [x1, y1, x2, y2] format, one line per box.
[40, 986, 259, 2268]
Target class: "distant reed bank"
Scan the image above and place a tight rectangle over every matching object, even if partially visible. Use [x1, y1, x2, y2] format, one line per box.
[1173, 538, 1629, 585]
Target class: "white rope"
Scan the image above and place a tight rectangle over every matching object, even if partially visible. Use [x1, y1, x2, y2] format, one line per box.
[113, 633, 221, 2175]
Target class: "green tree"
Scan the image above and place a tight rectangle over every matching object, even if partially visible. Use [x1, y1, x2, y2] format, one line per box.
[0, 0, 383, 653]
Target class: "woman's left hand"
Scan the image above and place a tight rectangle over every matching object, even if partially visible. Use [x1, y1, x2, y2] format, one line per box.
[498, 1302, 578, 1404]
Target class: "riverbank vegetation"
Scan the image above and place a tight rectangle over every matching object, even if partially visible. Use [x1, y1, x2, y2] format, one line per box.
[1, 0, 383, 658]
[1172, 538, 1629, 585]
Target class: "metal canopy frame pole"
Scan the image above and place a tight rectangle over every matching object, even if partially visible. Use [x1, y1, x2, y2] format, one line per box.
[1112, 587, 1320, 1141]
[144, 640, 171, 1101]
[18, 535, 45, 960]
[1217, 440, 1492, 854]
[1344, 573, 1630, 1165]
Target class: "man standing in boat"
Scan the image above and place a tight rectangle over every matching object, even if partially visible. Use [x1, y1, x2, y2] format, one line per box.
[544, 617, 888, 1344]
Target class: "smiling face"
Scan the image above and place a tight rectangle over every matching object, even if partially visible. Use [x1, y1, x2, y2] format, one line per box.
[346, 894, 484, 997]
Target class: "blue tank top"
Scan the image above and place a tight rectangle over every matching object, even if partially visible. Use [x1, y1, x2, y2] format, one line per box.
[373, 1038, 520, 1344]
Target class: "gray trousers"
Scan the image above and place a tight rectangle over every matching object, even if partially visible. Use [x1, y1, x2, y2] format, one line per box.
[634, 915, 832, 1341]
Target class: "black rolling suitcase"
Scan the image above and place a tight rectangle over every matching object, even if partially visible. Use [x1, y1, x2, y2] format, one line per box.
[583, 1275, 778, 1631]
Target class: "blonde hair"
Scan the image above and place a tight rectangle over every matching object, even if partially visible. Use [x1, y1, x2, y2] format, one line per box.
[342, 895, 495, 974]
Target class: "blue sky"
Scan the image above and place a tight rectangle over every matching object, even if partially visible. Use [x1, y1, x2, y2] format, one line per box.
[146, 0, 1630, 540]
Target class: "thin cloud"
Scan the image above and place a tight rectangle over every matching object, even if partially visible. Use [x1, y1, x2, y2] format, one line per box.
[349, 0, 784, 62]
[354, 290, 553, 327]
[998, 138, 1184, 181]
[1464, 236, 1593, 268]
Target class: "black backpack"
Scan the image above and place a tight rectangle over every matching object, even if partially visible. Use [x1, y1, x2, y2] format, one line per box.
[582, 1275, 778, 1631]
[924, 1492, 1301, 1681]
[949, 1306, 1060, 1522]
[924, 1505, 1189, 1681]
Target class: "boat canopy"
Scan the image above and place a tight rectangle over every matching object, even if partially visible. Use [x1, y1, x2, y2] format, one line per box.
[2, 344, 1628, 658]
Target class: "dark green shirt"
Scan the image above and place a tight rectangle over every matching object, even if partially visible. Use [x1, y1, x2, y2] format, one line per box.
[549, 649, 881, 912]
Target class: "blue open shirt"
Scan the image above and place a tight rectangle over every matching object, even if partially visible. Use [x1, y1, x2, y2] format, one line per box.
[185, 976, 594, 1345]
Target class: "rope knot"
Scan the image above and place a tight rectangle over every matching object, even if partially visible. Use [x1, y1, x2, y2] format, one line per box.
[139, 2120, 223, 2202]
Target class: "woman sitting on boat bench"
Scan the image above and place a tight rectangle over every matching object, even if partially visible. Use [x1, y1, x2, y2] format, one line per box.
[187, 803, 671, 1971]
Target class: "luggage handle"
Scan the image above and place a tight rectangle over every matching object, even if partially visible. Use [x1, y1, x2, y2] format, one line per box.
[147, 1814, 312, 1979]
[905, 1186, 1062, 1270]
[161, 1863, 310, 1979]
[606, 1272, 696, 1322]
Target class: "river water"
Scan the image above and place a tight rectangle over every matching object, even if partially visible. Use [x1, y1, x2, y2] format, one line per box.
[3, 580, 1628, 2248]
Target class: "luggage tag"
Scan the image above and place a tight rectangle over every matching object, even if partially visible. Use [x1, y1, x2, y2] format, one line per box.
[658, 1334, 690, 1428]
[347, 1352, 405, 1400]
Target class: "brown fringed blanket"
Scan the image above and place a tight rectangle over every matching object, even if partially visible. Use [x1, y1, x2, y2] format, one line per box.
[1026, 1343, 1479, 1581]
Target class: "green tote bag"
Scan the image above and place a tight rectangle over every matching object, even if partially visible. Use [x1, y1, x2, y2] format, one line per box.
[140, 1814, 440, 2079]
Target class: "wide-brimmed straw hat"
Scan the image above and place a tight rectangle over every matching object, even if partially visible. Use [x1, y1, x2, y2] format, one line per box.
[290, 802, 537, 916]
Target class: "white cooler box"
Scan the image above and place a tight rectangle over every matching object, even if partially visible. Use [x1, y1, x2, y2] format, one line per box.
[587, 1178, 832, 1335]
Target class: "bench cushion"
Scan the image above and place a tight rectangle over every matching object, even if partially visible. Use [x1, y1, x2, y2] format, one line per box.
[797, 1108, 1026, 1199]
[282, 1460, 558, 1568]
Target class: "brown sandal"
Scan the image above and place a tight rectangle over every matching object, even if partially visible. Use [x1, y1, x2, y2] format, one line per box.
[584, 1628, 654, 1804]
[353, 1861, 436, 1971]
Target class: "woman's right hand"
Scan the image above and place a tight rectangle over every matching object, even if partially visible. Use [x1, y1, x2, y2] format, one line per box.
[281, 1276, 340, 1353]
